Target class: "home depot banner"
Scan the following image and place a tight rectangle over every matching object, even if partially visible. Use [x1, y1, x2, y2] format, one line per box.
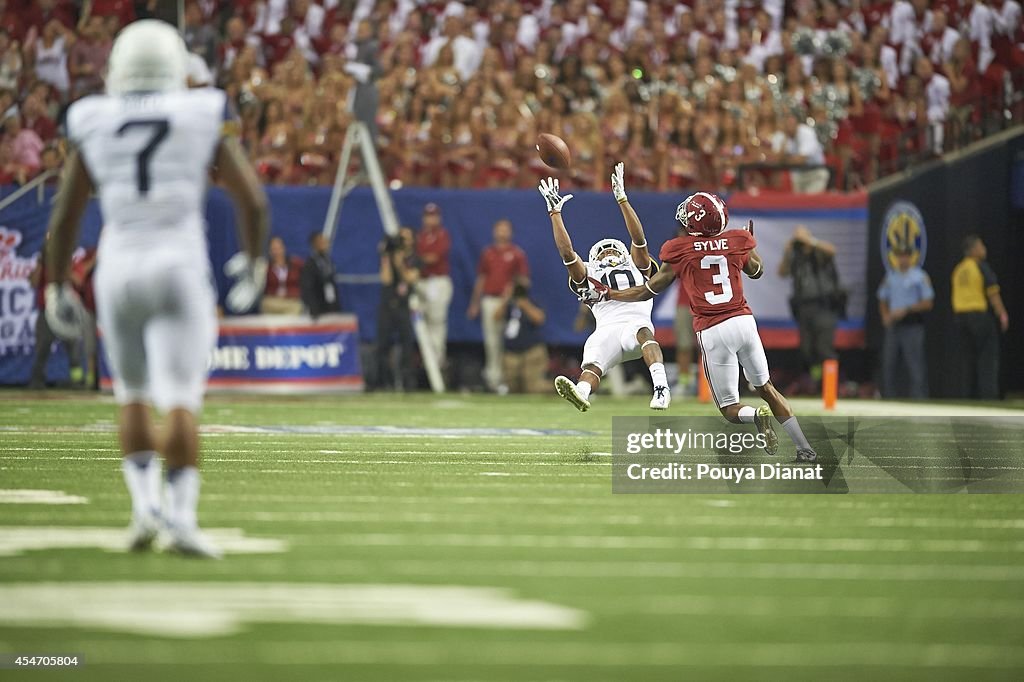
[98, 314, 364, 394]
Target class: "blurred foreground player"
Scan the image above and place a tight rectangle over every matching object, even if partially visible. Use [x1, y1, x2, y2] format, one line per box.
[584, 192, 817, 462]
[44, 20, 269, 557]
[540, 163, 670, 412]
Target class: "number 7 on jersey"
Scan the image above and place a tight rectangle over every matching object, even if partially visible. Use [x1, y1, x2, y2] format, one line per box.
[116, 118, 170, 195]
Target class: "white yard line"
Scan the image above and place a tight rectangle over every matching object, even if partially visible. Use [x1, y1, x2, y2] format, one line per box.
[295, 532, 1024, 553]
[0, 489, 87, 505]
[788, 398, 1024, 417]
[372, 559, 1024, 582]
[0, 582, 586, 637]
[602, 594, 1024, 619]
[0, 527, 286, 557]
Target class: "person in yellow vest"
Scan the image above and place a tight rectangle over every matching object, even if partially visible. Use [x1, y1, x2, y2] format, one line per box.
[951, 235, 1009, 399]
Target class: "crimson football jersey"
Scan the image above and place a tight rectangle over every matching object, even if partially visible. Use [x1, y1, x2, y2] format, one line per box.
[660, 229, 756, 332]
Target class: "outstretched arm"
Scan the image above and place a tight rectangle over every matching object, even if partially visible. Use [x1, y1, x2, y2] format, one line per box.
[539, 177, 586, 284]
[549, 211, 586, 284]
[611, 162, 652, 273]
[606, 262, 676, 302]
[46, 149, 93, 283]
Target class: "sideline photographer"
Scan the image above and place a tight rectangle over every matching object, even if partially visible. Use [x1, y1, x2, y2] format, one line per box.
[494, 277, 548, 394]
[376, 227, 420, 391]
[779, 225, 845, 389]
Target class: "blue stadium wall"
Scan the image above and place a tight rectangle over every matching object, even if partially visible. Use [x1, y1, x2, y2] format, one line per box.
[0, 185, 868, 354]
[867, 127, 1024, 397]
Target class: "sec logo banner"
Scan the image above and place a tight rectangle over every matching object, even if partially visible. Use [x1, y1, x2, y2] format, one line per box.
[881, 201, 927, 271]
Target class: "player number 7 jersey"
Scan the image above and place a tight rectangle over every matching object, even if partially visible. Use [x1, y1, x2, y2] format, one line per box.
[65, 88, 231, 260]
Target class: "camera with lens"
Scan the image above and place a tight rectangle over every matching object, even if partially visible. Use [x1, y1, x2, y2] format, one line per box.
[382, 234, 405, 254]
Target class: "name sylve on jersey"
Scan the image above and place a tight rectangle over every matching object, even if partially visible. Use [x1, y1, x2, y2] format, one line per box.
[694, 238, 730, 252]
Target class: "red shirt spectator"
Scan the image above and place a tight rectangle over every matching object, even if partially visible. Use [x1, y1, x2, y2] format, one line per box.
[68, 16, 111, 99]
[415, 203, 451, 277]
[218, 16, 251, 72]
[0, 1, 23, 42]
[22, 95, 56, 141]
[22, 0, 75, 32]
[89, 0, 135, 28]
[260, 16, 301, 69]
[475, 220, 529, 297]
[265, 237, 303, 299]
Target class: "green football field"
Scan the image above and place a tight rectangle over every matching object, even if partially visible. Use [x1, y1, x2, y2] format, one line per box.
[2, 392, 1024, 681]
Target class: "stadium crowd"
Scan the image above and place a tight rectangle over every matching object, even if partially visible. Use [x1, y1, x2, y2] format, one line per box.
[0, 0, 1022, 191]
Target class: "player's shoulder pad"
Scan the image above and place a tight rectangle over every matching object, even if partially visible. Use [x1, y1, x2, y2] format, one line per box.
[726, 227, 756, 250]
[659, 237, 687, 263]
[64, 94, 109, 145]
[194, 87, 240, 138]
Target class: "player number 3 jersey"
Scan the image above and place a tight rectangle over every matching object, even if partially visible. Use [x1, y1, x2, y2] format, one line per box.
[660, 229, 756, 331]
[65, 88, 230, 260]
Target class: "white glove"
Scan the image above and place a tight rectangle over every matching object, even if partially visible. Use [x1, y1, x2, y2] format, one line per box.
[44, 282, 86, 341]
[538, 177, 573, 214]
[577, 277, 609, 306]
[611, 161, 627, 203]
[224, 252, 268, 313]
[343, 62, 372, 83]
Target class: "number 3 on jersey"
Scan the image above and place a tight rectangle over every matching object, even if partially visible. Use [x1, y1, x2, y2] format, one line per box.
[116, 118, 170, 195]
[700, 255, 733, 304]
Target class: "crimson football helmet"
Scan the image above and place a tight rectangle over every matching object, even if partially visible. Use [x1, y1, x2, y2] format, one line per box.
[675, 192, 729, 237]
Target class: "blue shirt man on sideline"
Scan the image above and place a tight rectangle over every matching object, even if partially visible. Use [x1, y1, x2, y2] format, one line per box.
[877, 248, 934, 399]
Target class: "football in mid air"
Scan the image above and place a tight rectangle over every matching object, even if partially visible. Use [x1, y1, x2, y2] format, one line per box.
[536, 133, 572, 170]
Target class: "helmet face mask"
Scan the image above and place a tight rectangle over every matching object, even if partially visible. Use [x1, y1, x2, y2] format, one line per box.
[589, 239, 629, 268]
[676, 192, 729, 237]
[106, 20, 189, 95]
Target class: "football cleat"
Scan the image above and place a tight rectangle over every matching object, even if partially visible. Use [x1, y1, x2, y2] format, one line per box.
[554, 376, 591, 412]
[754, 404, 779, 456]
[650, 385, 671, 410]
[158, 526, 223, 559]
[126, 512, 161, 552]
[795, 448, 818, 463]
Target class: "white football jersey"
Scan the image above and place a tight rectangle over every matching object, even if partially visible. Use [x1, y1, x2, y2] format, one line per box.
[574, 256, 654, 328]
[66, 88, 229, 260]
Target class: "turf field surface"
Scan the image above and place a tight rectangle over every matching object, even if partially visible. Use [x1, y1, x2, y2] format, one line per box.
[1, 392, 1024, 681]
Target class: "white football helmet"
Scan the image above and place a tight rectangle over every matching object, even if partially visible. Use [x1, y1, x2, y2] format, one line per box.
[106, 20, 189, 95]
[589, 238, 629, 268]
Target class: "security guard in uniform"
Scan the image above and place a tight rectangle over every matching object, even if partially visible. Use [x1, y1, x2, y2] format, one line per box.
[878, 248, 934, 398]
[951, 235, 1009, 399]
